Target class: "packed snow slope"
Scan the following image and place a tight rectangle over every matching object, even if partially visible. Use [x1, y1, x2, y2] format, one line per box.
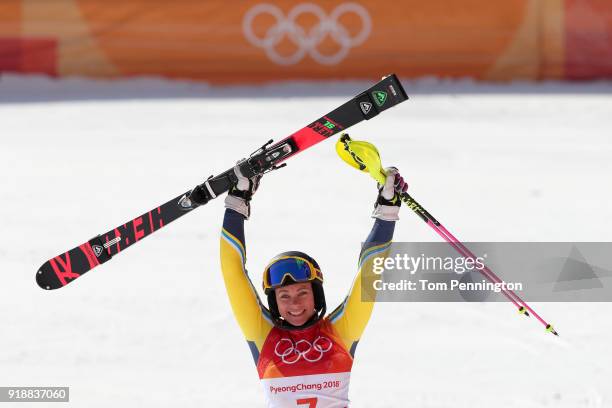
[1, 75, 611, 407]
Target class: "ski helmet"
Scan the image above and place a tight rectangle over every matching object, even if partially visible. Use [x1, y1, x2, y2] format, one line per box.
[263, 251, 326, 327]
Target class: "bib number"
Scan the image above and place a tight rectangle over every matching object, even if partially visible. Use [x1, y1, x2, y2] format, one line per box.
[296, 397, 318, 408]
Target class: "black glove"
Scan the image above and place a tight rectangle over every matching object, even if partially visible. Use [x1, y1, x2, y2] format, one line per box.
[225, 160, 262, 219]
[373, 167, 407, 221]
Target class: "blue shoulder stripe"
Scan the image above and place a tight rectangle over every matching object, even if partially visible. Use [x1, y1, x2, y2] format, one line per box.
[247, 340, 260, 365]
[221, 228, 246, 264]
[329, 242, 391, 324]
[358, 241, 391, 270]
[328, 297, 348, 324]
[221, 229, 274, 326]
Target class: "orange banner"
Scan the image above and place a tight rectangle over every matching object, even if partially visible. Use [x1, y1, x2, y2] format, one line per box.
[565, 0, 612, 79]
[0, 0, 611, 82]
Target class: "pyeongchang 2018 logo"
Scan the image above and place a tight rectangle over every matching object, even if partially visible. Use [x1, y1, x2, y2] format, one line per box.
[242, 2, 372, 65]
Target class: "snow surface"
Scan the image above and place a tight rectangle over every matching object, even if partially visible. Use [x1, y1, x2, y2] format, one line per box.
[1, 74, 611, 407]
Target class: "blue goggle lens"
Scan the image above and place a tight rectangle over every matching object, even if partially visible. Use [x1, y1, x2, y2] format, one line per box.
[266, 258, 314, 288]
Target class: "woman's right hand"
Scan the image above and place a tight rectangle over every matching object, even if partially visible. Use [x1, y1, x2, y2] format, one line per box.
[372, 167, 407, 221]
[225, 160, 263, 219]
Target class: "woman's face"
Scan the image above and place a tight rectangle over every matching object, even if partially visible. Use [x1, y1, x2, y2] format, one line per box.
[275, 282, 316, 327]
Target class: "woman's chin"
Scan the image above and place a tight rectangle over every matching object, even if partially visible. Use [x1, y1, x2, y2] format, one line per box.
[284, 311, 310, 326]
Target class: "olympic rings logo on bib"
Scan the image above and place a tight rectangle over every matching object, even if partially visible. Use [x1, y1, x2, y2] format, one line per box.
[242, 3, 372, 65]
[274, 336, 333, 364]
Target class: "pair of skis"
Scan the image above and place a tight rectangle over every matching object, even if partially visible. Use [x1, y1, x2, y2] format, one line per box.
[36, 74, 409, 290]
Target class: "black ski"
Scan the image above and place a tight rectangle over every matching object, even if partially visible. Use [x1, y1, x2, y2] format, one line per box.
[36, 74, 408, 290]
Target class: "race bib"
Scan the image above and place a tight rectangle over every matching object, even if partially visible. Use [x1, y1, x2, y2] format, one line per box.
[262, 372, 351, 408]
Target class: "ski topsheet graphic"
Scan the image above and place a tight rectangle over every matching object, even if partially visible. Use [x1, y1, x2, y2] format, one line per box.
[36, 74, 408, 290]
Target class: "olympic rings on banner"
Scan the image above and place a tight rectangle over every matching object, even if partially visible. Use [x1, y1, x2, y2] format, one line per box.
[243, 3, 372, 65]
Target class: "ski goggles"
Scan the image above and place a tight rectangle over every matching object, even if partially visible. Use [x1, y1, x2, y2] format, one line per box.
[263, 256, 323, 292]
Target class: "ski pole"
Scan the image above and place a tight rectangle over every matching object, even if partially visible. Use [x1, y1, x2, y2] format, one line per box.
[397, 191, 558, 335]
[336, 134, 558, 336]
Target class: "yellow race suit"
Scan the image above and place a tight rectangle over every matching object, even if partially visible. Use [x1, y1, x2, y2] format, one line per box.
[220, 209, 395, 407]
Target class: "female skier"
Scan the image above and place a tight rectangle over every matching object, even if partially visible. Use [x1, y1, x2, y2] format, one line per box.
[220, 164, 407, 408]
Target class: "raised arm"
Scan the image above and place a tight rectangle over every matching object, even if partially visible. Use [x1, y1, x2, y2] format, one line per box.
[219, 166, 272, 362]
[329, 168, 407, 355]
